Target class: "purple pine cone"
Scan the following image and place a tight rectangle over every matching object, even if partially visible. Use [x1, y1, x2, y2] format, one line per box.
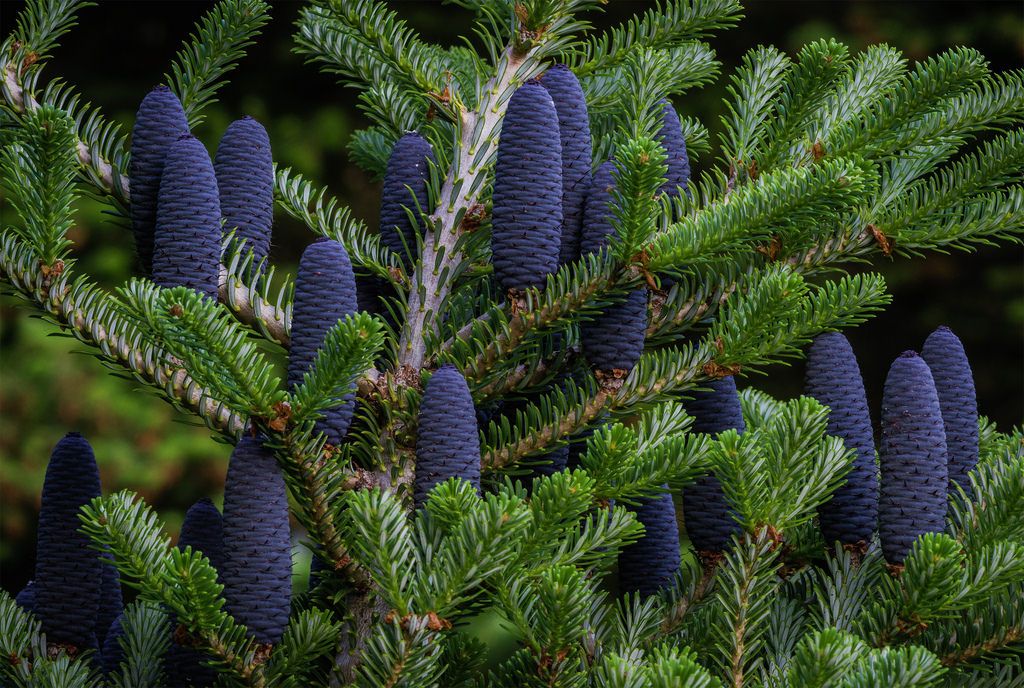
[656, 99, 691, 198]
[97, 552, 123, 647]
[167, 499, 222, 687]
[619, 489, 681, 598]
[287, 239, 359, 445]
[379, 132, 435, 264]
[33, 432, 102, 650]
[220, 435, 292, 644]
[491, 81, 563, 291]
[130, 85, 190, 275]
[921, 326, 978, 497]
[683, 377, 745, 552]
[414, 365, 481, 508]
[530, 445, 570, 479]
[15, 581, 35, 612]
[804, 332, 878, 545]
[178, 497, 225, 575]
[152, 134, 222, 299]
[214, 117, 274, 262]
[540, 65, 593, 265]
[582, 288, 649, 373]
[101, 613, 125, 677]
[879, 351, 949, 564]
[579, 161, 617, 257]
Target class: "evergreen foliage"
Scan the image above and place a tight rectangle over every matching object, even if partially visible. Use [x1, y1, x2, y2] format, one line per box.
[1, 1, 1022, 686]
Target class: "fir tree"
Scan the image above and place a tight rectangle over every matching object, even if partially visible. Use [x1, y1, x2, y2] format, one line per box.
[2, 1, 1023, 686]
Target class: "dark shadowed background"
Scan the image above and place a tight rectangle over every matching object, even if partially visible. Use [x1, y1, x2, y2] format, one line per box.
[1, 0, 1021, 592]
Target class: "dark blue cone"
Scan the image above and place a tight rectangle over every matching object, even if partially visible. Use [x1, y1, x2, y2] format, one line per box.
[582, 288, 649, 373]
[287, 239, 359, 445]
[379, 132, 435, 264]
[220, 435, 292, 645]
[308, 554, 329, 591]
[530, 445, 570, 479]
[178, 497, 225, 575]
[619, 489, 681, 598]
[101, 614, 125, 677]
[579, 161, 617, 257]
[921, 326, 978, 498]
[33, 432, 102, 650]
[540, 64, 592, 265]
[491, 81, 563, 291]
[166, 499, 223, 687]
[15, 581, 35, 612]
[152, 134, 222, 300]
[130, 85, 190, 275]
[879, 351, 949, 564]
[683, 377, 745, 552]
[804, 332, 878, 545]
[214, 117, 274, 262]
[578, 162, 648, 372]
[414, 365, 481, 508]
[97, 552, 123, 647]
[656, 99, 691, 198]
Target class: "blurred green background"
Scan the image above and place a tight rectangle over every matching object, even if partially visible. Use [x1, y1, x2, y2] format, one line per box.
[1, 1, 1021, 593]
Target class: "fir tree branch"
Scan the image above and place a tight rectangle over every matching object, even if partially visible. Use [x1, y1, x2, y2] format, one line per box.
[0, 231, 246, 434]
[166, 0, 271, 128]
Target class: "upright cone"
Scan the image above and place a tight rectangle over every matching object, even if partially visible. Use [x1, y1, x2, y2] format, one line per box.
[152, 134, 222, 299]
[414, 365, 481, 508]
[288, 239, 359, 445]
[921, 326, 978, 497]
[33, 433, 103, 650]
[878, 351, 948, 564]
[130, 85, 190, 274]
[379, 132, 435, 265]
[540, 64, 592, 265]
[491, 81, 563, 291]
[683, 377, 745, 552]
[656, 99, 691, 198]
[97, 552, 123, 647]
[220, 435, 292, 645]
[215, 116, 274, 263]
[618, 489, 681, 598]
[804, 332, 878, 545]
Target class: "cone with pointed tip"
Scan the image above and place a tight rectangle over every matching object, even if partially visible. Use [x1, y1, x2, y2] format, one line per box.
[540, 64, 592, 265]
[379, 132, 435, 265]
[683, 377, 745, 552]
[491, 81, 563, 291]
[619, 489, 681, 598]
[15, 581, 35, 612]
[214, 116, 274, 263]
[656, 99, 691, 198]
[97, 552, 123, 647]
[101, 614, 125, 677]
[804, 332, 878, 545]
[220, 435, 292, 645]
[921, 326, 978, 497]
[152, 134, 222, 299]
[414, 365, 481, 508]
[287, 239, 359, 445]
[165, 497, 224, 687]
[879, 351, 949, 564]
[33, 432, 102, 650]
[579, 161, 648, 373]
[130, 85, 190, 275]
